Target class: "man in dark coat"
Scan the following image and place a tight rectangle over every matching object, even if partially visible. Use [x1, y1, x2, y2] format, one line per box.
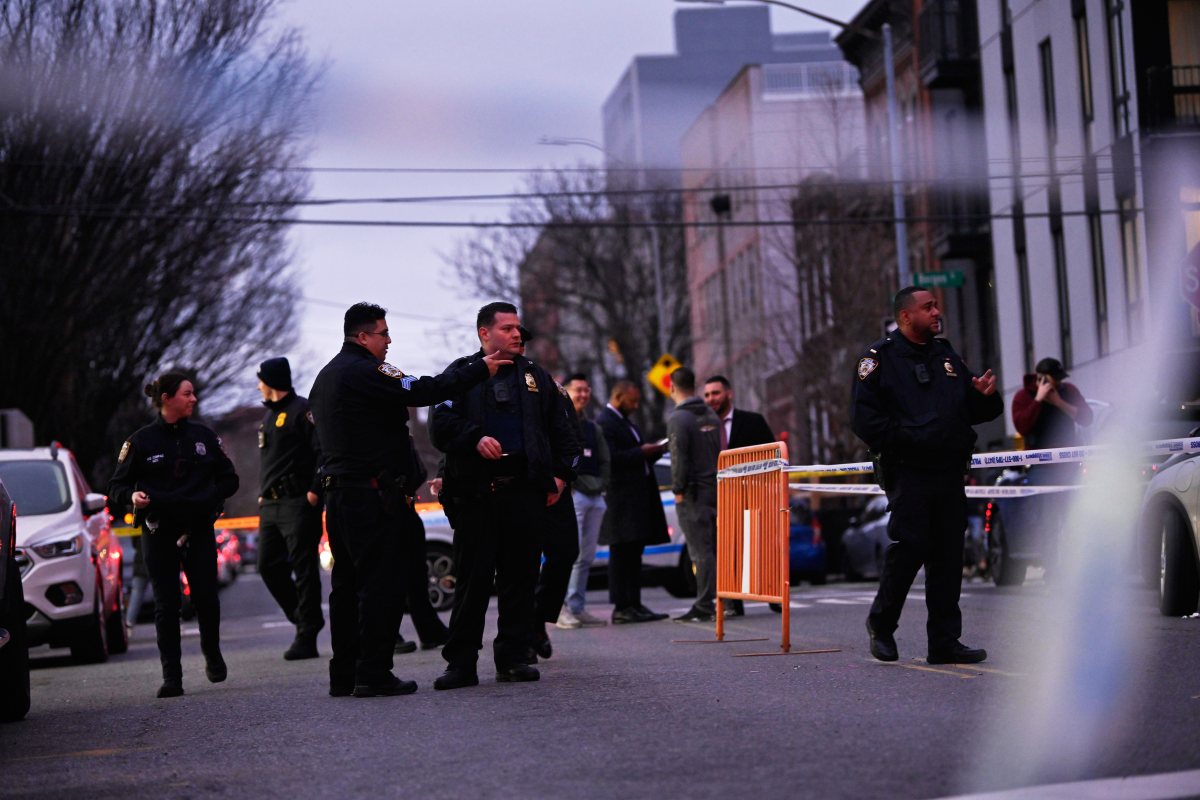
[702, 375, 775, 450]
[597, 380, 669, 624]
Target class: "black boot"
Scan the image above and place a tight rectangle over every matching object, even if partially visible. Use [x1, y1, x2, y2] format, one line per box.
[283, 634, 319, 661]
[158, 665, 184, 698]
[204, 648, 228, 683]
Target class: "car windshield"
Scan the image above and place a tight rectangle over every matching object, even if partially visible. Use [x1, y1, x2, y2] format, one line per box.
[0, 461, 72, 516]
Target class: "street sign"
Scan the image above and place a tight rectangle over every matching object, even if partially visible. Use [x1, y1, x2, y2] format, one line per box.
[1181, 242, 1200, 311]
[913, 270, 965, 289]
[646, 353, 681, 397]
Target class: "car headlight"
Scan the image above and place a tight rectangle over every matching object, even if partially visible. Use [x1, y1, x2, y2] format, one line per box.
[31, 533, 85, 559]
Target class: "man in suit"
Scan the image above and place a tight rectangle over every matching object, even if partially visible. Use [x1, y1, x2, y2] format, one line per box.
[596, 380, 670, 624]
[702, 375, 775, 616]
[702, 375, 775, 450]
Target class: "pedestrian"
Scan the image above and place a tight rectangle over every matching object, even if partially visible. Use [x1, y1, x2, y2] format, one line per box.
[309, 302, 505, 698]
[1011, 356, 1093, 569]
[520, 327, 580, 661]
[702, 375, 775, 450]
[851, 286, 1002, 664]
[701, 374, 775, 616]
[666, 367, 722, 622]
[429, 302, 580, 690]
[556, 372, 611, 630]
[123, 532, 153, 639]
[596, 380, 670, 624]
[255, 357, 325, 661]
[109, 372, 239, 698]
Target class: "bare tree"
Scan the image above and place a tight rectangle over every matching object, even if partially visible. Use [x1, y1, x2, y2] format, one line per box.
[446, 167, 690, 435]
[0, 0, 316, 481]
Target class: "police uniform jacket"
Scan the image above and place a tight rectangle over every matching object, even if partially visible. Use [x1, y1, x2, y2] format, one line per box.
[430, 351, 579, 496]
[109, 416, 239, 526]
[309, 341, 490, 481]
[851, 333, 1002, 471]
[259, 393, 322, 498]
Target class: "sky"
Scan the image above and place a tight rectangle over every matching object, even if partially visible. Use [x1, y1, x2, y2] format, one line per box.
[273, 0, 865, 393]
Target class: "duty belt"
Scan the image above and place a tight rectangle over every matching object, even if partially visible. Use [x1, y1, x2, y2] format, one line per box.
[322, 473, 408, 491]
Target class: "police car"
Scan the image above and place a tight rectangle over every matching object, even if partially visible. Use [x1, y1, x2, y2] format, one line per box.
[0, 445, 127, 662]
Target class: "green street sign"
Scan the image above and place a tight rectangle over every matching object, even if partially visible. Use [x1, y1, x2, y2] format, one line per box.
[913, 270, 965, 289]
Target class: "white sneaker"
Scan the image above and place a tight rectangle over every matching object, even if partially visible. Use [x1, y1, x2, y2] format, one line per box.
[556, 608, 583, 629]
[574, 610, 609, 627]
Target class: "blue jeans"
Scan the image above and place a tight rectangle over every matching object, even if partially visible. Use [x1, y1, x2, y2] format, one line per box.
[566, 491, 606, 614]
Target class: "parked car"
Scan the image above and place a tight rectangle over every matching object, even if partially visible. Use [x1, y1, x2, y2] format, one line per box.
[789, 496, 826, 584]
[0, 445, 126, 662]
[0, 478, 30, 721]
[1137, 436, 1200, 616]
[841, 495, 890, 581]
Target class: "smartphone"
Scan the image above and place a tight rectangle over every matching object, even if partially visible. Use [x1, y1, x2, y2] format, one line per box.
[655, 437, 669, 446]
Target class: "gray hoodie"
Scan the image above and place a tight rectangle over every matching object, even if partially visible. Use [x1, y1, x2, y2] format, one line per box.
[667, 396, 721, 499]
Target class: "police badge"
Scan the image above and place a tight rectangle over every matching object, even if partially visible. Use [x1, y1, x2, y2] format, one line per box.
[195, 442, 207, 456]
[525, 372, 539, 392]
[943, 359, 958, 377]
[857, 357, 879, 380]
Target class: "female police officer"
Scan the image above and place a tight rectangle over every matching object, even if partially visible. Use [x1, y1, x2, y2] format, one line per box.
[110, 372, 239, 698]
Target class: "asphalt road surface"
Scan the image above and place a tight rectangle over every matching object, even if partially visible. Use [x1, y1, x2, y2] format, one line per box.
[2, 568, 1198, 799]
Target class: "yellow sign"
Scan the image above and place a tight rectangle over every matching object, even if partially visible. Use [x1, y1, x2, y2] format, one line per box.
[646, 353, 682, 397]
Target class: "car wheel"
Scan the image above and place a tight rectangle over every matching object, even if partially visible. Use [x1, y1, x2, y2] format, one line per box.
[1159, 505, 1199, 617]
[426, 542, 456, 613]
[663, 547, 697, 598]
[69, 579, 109, 664]
[0, 555, 31, 722]
[987, 512, 1026, 587]
[104, 573, 128, 656]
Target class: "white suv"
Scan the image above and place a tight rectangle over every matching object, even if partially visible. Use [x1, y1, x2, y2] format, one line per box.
[0, 445, 127, 662]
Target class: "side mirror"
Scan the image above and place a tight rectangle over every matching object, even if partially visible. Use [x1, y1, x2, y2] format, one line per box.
[83, 493, 107, 515]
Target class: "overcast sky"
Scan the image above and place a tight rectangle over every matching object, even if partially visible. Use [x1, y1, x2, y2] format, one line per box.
[274, 0, 865, 394]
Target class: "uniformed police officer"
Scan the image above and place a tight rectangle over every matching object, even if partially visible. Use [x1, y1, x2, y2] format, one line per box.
[255, 357, 325, 661]
[430, 302, 580, 690]
[109, 372, 239, 698]
[308, 302, 508, 698]
[851, 287, 1002, 664]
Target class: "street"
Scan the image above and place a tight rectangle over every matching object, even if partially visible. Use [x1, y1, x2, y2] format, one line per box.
[2, 570, 1198, 800]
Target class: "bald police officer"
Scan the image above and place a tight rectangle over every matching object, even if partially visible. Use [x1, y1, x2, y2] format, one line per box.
[309, 302, 509, 698]
[851, 287, 1001, 665]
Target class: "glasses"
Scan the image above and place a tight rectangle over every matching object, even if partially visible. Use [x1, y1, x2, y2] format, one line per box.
[361, 330, 390, 338]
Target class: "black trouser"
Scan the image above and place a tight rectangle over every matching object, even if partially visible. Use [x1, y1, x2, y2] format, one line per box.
[258, 497, 325, 639]
[325, 486, 409, 687]
[535, 490, 579, 625]
[396, 505, 449, 644]
[608, 541, 645, 611]
[143, 523, 220, 680]
[442, 488, 542, 671]
[677, 487, 717, 614]
[868, 467, 967, 652]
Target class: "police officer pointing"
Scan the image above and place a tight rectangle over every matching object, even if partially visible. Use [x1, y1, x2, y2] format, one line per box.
[309, 302, 508, 698]
[851, 287, 1001, 664]
[255, 357, 325, 661]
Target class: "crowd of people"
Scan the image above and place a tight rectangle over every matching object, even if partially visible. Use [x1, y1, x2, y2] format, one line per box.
[109, 289, 1085, 698]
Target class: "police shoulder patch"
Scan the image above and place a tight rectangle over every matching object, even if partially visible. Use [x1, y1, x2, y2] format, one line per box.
[377, 363, 404, 379]
[857, 357, 879, 380]
[118, 441, 131, 463]
[555, 380, 569, 399]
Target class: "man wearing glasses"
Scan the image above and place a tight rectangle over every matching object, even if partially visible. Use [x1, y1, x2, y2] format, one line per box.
[309, 302, 509, 698]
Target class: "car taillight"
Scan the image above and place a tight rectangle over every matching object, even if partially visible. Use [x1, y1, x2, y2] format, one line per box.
[811, 520, 823, 546]
[984, 502, 994, 534]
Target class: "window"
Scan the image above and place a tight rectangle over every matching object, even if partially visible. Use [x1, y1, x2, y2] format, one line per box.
[1052, 227, 1073, 368]
[1039, 39, 1058, 157]
[1075, 11, 1094, 129]
[1105, 0, 1131, 137]
[1119, 196, 1144, 342]
[1088, 213, 1109, 355]
[1016, 244, 1034, 373]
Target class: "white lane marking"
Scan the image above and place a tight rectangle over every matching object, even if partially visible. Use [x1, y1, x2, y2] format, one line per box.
[817, 598, 874, 605]
[261, 621, 293, 629]
[933, 769, 1200, 799]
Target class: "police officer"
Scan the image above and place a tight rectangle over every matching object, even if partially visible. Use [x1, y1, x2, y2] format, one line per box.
[309, 302, 508, 698]
[109, 372, 239, 698]
[255, 357, 325, 661]
[430, 302, 580, 690]
[851, 287, 1001, 664]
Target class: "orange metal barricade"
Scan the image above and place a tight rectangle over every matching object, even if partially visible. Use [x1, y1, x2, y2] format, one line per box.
[715, 441, 792, 653]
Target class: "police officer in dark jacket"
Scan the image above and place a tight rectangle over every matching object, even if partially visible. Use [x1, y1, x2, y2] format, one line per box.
[308, 302, 507, 698]
[851, 287, 1002, 665]
[430, 302, 580, 690]
[255, 357, 325, 661]
[110, 372, 239, 698]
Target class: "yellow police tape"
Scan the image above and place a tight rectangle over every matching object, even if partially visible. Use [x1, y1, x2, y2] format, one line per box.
[115, 501, 443, 537]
